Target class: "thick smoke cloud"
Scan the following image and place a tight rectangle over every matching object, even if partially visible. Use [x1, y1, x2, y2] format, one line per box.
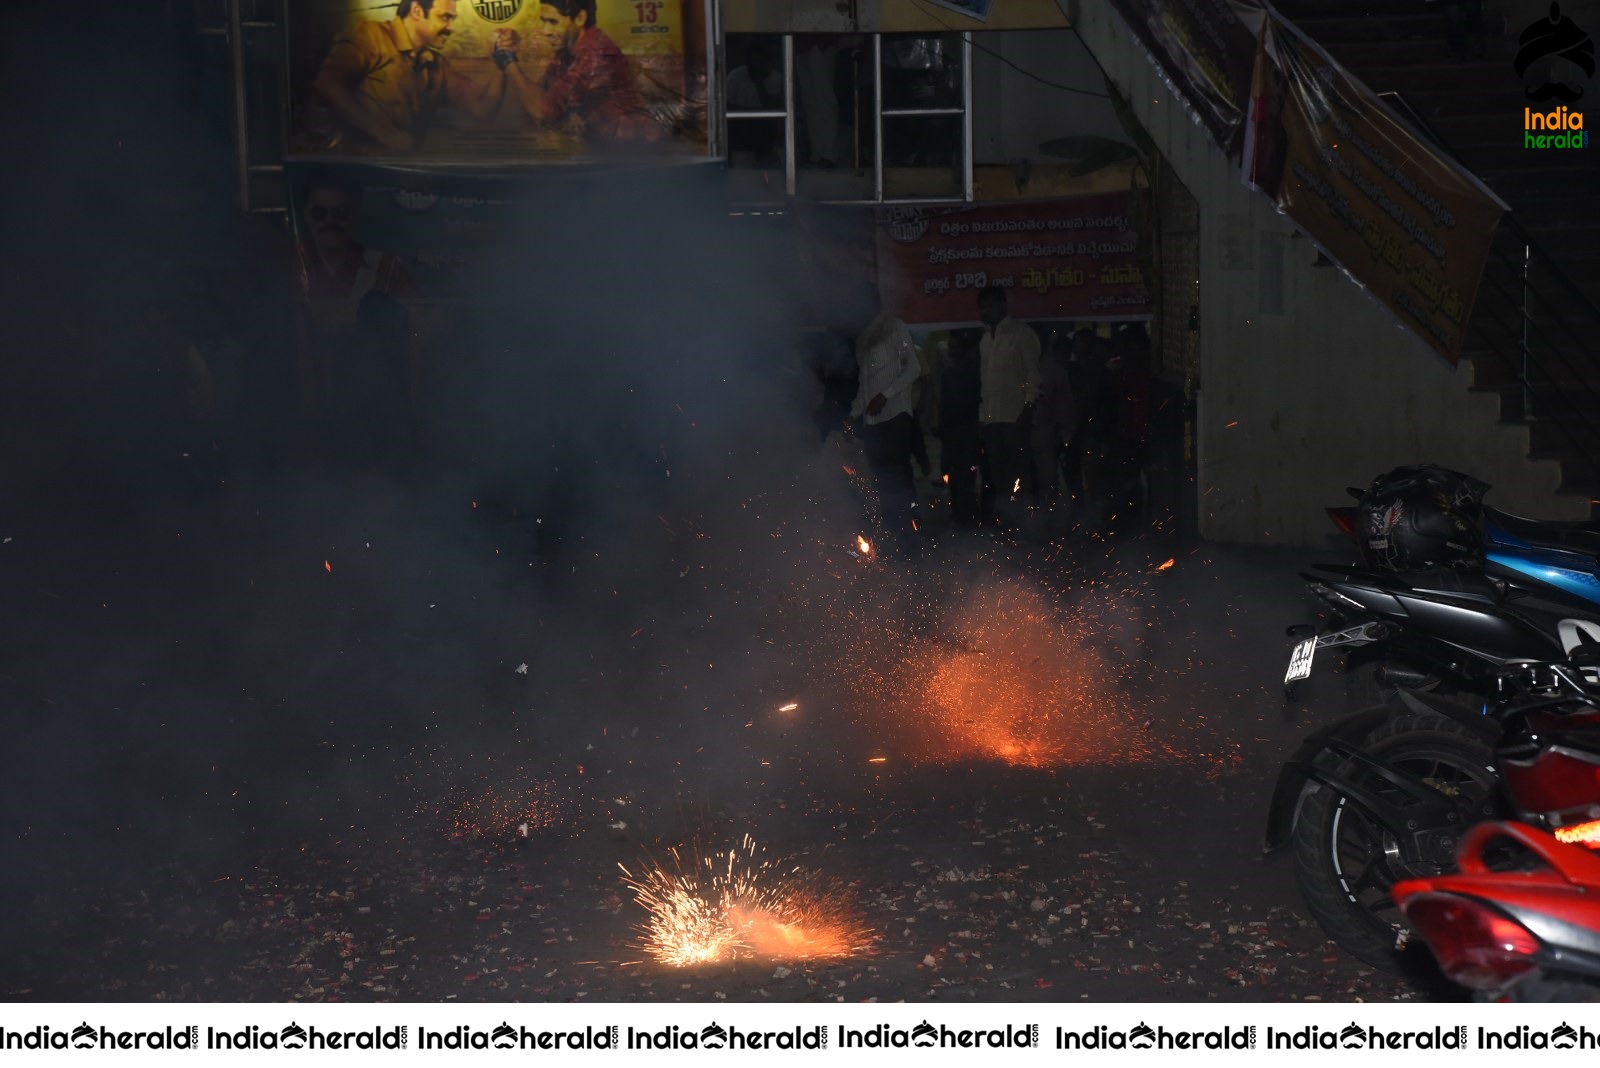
[0, 6, 881, 962]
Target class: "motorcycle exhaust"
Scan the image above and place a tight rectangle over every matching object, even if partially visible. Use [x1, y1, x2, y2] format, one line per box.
[1376, 662, 1439, 691]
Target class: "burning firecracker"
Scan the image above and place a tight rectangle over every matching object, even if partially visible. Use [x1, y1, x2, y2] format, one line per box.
[833, 576, 1174, 769]
[620, 835, 872, 967]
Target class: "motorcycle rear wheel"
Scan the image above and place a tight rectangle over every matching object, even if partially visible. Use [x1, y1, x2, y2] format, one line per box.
[1291, 712, 1500, 973]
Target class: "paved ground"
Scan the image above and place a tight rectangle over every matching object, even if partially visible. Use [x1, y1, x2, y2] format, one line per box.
[0, 457, 1449, 1005]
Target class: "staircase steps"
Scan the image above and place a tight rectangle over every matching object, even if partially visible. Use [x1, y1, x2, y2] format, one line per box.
[1527, 415, 1600, 457]
[1272, 0, 1600, 510]
[1556, 457, 1600, 492]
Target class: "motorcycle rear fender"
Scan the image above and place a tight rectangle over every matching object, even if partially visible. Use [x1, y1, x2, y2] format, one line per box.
[1261, 693, 1497, 855]
[1391, 688, 1501, 742]
[1263, 706, 1395, 855]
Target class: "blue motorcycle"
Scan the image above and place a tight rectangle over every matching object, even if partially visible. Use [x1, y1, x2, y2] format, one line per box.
[1288, 469, 1600, 703]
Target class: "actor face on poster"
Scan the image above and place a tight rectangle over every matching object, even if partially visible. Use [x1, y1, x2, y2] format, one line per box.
[311, 0, 507, 154]
[296, 0, 695, 158]
[494, 0, 665, 145]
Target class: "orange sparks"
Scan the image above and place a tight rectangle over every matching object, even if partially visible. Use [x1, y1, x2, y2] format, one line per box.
[1155, 558, 1175, 571]
[1224, 420, 1239, 429]
[942, 473, 950, 484]
[778, 702, 799, 712]
[867, 756, 888, 764]
[841, 465, 857, 477]
[621, 836, 871, 967]
[424, 779, 569, 841]
[323, 560, 332, 573]
[856, 535, 873, 556]
[836, 579, 1166, 769]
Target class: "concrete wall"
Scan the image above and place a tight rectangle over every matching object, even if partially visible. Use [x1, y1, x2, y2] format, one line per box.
[1063, 0, 1589, 546]
[970, 31, 1126, 165]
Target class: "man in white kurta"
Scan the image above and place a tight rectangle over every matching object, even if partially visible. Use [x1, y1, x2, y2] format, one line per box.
[851, 303, 923, 546]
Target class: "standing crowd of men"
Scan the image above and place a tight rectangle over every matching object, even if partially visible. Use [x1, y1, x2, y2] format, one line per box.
[843, 284, 1159, 548]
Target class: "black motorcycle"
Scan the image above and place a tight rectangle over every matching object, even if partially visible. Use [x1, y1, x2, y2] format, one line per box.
[1267, 655, 1600, 972]
[1283, 556, 1600, 705]
[1306, 465, 1600, 706]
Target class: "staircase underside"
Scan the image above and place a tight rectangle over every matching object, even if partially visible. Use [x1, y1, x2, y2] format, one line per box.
[1271, 0, 1600, 504]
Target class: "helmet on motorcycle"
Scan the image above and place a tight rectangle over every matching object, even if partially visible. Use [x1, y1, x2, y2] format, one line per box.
[1358, 465, 1489, 571]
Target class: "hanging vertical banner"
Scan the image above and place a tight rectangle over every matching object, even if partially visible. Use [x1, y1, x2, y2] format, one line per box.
[1105, 0, 1258, 154]
[1242, 15, 1507, 362]
[875, 194, 1153, 326]
[285, 0, 708, 162]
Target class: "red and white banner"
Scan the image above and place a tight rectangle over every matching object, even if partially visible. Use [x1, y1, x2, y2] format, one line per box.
[875, 194, 1153, 326]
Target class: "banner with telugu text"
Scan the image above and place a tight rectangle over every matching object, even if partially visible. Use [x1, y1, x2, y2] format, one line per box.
[1241, 14, 1506, 363]
[875, 194, 1154, 327]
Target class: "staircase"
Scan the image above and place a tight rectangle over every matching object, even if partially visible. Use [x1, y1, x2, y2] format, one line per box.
[1275, 0, 1600, 505]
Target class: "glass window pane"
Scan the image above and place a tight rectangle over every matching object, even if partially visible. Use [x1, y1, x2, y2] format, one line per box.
[794, 34, 874, 200]
[882, 115, 963, 199]
[880, 34, 963, 112]
[727, 116, 785, 167]
[725, 34, 785, 114]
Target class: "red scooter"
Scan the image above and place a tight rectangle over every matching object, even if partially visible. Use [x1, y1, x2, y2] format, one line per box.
[1392, 821, 1600, 1001]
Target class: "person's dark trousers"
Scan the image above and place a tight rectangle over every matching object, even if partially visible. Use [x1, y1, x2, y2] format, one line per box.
[980, 420, 1028, 528]
[909, 417, 931, 476]
[941, 426, 981, 525]
[862, 412, 917, 548]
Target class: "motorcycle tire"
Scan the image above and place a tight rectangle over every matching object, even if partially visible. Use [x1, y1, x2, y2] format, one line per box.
[1291, 712, 1501, 973]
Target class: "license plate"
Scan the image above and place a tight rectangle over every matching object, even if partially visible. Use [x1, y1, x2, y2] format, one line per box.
[1284, 637, 1317, 684]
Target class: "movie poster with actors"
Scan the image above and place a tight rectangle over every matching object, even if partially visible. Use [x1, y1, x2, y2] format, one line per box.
[287, 0, 708, 161]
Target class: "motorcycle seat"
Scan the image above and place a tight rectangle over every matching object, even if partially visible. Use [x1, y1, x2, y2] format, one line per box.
[1400, 567, 1506, 604]
[1485, 507, 1600, 558]
[1303, 564, 1506, 604]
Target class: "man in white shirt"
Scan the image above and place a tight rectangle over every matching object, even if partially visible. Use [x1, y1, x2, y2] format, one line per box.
[851, 294, 923, 547]
[977, 285, 1040, 529]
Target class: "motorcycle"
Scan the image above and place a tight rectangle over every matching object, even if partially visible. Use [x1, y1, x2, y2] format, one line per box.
[1302, 468, 1600, 704]
[1267, 656, 1600, 972]
[1284, 555, 1600, 705]
[1393, 821, 1600, 1001]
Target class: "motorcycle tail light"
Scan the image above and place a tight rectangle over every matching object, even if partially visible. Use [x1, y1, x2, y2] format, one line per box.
[1399, 892, 1541, 991]
[1554, 820, 1600, 849]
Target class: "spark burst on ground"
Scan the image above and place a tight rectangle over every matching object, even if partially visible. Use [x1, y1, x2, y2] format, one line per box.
[621, 835, 872, 967]
[820, 565, 1183, 768]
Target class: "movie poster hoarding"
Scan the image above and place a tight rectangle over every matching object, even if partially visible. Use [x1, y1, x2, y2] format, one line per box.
[876, 194, 1153, 326]
[1242, 15, 1506, 362]
[286, 0, 707, 163]
[1106, 0, 1258, 155]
